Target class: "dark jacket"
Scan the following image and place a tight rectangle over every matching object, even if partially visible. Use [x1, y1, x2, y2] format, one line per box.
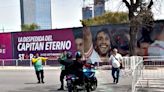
[59, 59, 84, 76]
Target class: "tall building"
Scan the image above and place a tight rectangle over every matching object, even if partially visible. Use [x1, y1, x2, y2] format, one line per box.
[94, 0, 105, 17]
[82, 7, 93, 20]
[20, 0, 52, 30]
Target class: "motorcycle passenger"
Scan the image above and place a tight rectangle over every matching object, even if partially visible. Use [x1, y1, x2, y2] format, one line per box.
[58, 51, 67, 90]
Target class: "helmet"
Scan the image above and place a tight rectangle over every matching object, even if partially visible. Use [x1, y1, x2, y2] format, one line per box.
[66, 51, 72, 59]
[75, 51, 82, 59]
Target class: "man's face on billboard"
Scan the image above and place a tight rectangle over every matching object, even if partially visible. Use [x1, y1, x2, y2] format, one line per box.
[75, 38, 84, 53]
[96, 31, 110, 56]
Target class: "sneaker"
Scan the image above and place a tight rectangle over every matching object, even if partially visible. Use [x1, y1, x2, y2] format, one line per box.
[42, 81, 45, 83]
[113, 78, 116, 83]
[37, 81, 41, 84]
[115, 79, 118, 84]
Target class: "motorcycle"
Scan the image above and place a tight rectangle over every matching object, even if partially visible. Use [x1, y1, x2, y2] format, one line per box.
[66, 74, 79, 92]
[83, 64, 97, 91]
[66, 64, 97, 92]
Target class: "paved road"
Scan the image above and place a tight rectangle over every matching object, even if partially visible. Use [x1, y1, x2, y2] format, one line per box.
[0, 68, 132, 92]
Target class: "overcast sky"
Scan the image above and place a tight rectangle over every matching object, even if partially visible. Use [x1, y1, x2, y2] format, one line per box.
[0, 0, 164, 33]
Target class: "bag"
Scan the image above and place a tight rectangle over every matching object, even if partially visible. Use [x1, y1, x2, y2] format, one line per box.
[113, 56, 123, 69]
[112, 60, 120, 68]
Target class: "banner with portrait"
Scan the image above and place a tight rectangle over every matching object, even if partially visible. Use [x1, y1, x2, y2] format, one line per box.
[73, 22, 164, 64]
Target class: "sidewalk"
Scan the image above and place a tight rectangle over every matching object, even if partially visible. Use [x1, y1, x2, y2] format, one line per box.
[96, 70, 132, 92]
[0, 66, 61, 70]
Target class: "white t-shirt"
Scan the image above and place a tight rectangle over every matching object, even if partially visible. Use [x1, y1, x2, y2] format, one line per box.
[109, 53, 123, 68]
[84, 45, 101, 64]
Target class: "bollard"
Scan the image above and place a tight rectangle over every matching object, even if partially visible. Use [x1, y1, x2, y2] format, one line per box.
[30, 59, 32, 67]
[16, 60, 18, 66]
[2, 60, 4, 67]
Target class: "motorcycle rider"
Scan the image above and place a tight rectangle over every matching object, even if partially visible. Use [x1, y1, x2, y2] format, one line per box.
[59, 51, 85, 84]
[74, 51, 85, 84]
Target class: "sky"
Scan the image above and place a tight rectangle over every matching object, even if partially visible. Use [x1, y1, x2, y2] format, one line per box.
[0, 0, 164, 33]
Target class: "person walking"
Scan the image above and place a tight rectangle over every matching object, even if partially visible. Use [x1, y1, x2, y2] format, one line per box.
[57, 51, 67, 90]
[109, 48, 123, 84]
[32, 53, 47, 84]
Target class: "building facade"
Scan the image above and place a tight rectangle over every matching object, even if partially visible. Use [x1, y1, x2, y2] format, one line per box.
[20, 0, 52, 30]
[82, 7, 93, 20]
[94, 0, 105, 17]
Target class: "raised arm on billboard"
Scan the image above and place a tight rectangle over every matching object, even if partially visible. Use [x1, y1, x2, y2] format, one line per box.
[83, 26, 93, 53]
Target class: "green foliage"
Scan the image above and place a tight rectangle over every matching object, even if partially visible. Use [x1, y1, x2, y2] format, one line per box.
[21, 23, 39, 31]
[81, 12, 129, 26]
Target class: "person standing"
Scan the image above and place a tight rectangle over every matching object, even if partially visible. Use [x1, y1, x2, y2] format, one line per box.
[32, 53, 47, 84]
[58, 51, 67, 90]
[109, 48, 123, 84]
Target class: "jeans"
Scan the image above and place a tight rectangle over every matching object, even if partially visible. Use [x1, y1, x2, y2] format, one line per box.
[112, 67, 120, 83]
[60, 70, 67, 88]
[35, 70, 44, 83]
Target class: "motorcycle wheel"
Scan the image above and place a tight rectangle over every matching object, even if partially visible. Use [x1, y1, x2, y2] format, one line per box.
[67, 84, 72, 92]
[86, 83, 91, 92]
[73, 86, 78, 92]
[90, 77, 97, 91]
[67, 80, 73, 92]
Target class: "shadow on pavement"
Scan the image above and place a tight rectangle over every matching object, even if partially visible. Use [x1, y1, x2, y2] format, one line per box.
[101, 82, 114, 85]
[24, 82, 39, 84]
[49, 89, 67, 92]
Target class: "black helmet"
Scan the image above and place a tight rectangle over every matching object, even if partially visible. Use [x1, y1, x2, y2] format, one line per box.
[75, 51, 82, 59]
[66, 51, 72, 59]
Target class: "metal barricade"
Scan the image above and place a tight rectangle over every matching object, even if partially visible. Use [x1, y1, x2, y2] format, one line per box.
[133, 56, 164, 92]
[131, 60, 144, 92]
[123, 56, 143, 70]
[0, 59, 60, 67]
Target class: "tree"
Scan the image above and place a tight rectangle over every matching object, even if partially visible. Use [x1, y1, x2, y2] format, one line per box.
[81, 12, 128, 26]
[122, 0, 154, 55]
[21, 23, 39, 31]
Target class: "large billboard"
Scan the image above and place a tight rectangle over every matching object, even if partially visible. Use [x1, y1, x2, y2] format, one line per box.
[12, 29, 76, 59]
[0, 33, 12, 59]
[73, 24, 129, 64]
[73, 23, 164, 64]
[0, 22, 163, 66]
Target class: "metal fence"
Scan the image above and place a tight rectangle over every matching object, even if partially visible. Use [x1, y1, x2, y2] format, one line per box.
[0, 56, 143, 68]
[0, 59, 60, 66]
[131, 59, 144, 92]
[132, 56, 164, 92]
[122, 56, 143, 70]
